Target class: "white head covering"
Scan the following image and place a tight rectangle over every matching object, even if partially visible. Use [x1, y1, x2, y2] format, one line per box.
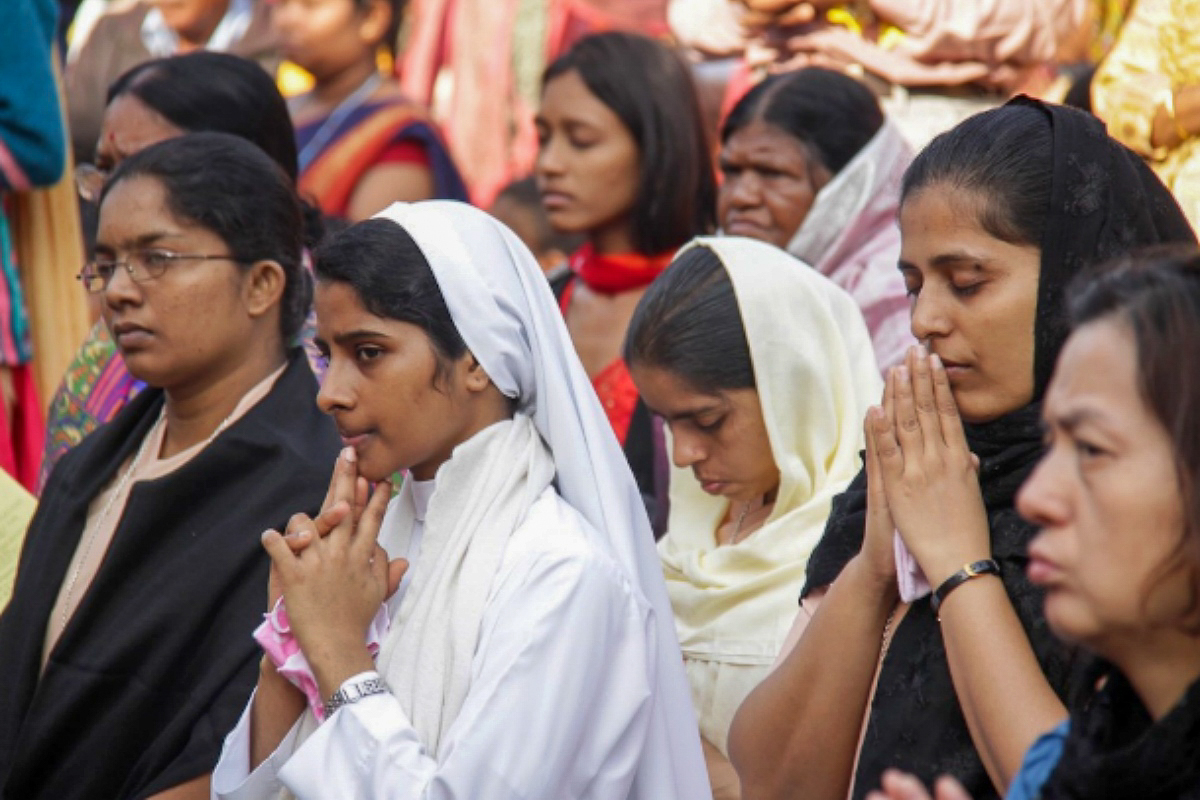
[785, 119, 912, 273]
[373, 201, 710, 798]
[659, 236, 882, 665]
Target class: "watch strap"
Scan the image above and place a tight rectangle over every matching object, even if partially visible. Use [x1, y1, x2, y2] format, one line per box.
[323, 674, 388, 719]
[930, 558, 1001, 618]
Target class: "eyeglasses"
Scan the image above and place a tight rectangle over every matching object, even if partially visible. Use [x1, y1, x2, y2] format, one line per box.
[77, 249, 243, 293]
[75, 163, 108, 203]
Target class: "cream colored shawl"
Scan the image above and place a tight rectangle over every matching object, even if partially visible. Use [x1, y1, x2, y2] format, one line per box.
[373, 416, 555, 754]
[283, 419, 553, 798]
[659, 236, 883, 666]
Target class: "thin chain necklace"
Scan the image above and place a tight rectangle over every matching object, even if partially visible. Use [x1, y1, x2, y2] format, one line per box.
[727, 496, 767, 546]
[731, 502, 753, 543]
[54, 406, 234, 641]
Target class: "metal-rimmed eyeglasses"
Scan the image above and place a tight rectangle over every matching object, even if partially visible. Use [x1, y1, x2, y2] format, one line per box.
[77, 250, 242, 293]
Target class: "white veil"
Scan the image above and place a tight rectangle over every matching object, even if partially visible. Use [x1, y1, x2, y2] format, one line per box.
[372, 201, 710, 798]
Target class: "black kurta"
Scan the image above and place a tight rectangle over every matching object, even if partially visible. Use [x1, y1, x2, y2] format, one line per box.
[0, 350, 341, 799]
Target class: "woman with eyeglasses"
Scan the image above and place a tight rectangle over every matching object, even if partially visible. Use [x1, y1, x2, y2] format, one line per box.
[0, 132, 341, 800]
[45, 50, 327, 489]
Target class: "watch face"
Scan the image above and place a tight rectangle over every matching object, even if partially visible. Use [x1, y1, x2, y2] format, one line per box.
[325, 677, 388, 717]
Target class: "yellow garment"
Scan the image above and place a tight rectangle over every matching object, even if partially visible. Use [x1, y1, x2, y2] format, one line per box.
[826, 4, 905, 51]
[658, 236, 883, 754]
[12, 46, 88, 407]
[275, 50, 394, 98]
[1087, 0, 1133, 62]
[0, 468, 35, 612]
[1092, 0, 1200, 232]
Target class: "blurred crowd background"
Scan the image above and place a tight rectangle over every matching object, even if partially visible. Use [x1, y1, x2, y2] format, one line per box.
[1, 0, 1196, 610]
[1, 3, 1199, 799]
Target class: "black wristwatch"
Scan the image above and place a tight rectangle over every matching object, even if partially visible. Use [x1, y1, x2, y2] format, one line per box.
[930, 558, 1001, 618]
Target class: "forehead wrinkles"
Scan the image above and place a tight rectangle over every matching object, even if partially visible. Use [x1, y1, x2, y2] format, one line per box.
[729, 127, 819, 171]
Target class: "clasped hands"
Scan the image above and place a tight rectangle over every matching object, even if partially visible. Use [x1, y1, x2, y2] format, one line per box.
[858, 346, 991, 593]
[261, 448, 407, 695]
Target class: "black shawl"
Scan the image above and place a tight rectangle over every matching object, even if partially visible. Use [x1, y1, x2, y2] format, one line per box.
[802, 97, 1197, 800]
[0, 350, 342, 799]
[1040, 670, 1200, 799]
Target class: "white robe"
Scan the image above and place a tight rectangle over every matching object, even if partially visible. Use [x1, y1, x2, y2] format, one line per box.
[212, 481, 659, 800]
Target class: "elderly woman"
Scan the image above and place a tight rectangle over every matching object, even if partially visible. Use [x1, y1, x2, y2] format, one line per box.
[0, 133, 340, 799]
[717, 67, 914, 371]
[66, 0, 279, 165]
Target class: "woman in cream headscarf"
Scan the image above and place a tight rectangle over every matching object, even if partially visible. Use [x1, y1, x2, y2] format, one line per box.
[626, 236, 882, 797]
[212, 200, 709, 799]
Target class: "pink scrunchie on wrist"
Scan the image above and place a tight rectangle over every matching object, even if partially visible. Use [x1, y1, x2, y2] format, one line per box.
[253, 598, 392, 721]
[894, 529, 932, 603]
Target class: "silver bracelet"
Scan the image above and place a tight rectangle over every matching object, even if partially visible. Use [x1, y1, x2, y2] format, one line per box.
[323, 675, 388, 718]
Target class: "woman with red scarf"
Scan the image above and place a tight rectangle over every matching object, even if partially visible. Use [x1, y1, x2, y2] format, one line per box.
[535, 32, 716, 533]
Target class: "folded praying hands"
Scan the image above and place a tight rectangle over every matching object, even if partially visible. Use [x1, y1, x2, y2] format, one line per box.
[866, 346, 991, 589]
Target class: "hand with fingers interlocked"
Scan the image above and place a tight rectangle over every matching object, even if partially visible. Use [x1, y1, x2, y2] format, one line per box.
[867, 346, 992, 589]
[266, 452, 383, 611]
[259, 447, 407, 697]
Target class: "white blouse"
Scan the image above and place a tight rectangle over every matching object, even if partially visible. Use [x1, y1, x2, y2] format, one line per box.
[212, 484, 659, 800]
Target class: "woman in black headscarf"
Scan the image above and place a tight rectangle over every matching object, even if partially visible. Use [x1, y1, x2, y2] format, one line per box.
[726, 97, 1197, 800]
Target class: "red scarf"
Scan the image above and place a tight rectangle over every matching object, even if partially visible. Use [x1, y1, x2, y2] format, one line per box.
[569, 243, 674, 294]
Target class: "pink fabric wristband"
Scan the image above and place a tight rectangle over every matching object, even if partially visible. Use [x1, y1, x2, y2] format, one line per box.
[894, 529, 932, 602]
[253, 598, 392, 721]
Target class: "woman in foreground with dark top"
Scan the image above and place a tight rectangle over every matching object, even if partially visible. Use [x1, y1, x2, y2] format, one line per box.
[45, 51, 327, 484]
[0, 133, 340, 800]
[728, 98, 1197, 800]
[870, 248, 1200, 799]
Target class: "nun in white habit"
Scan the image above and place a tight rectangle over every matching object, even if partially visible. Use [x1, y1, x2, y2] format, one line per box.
[211, 201, 711, 799]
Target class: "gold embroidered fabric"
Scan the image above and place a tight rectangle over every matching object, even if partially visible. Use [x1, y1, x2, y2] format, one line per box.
[1086, 0, 1133, 62]
[1093, 0, 1200, 231]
